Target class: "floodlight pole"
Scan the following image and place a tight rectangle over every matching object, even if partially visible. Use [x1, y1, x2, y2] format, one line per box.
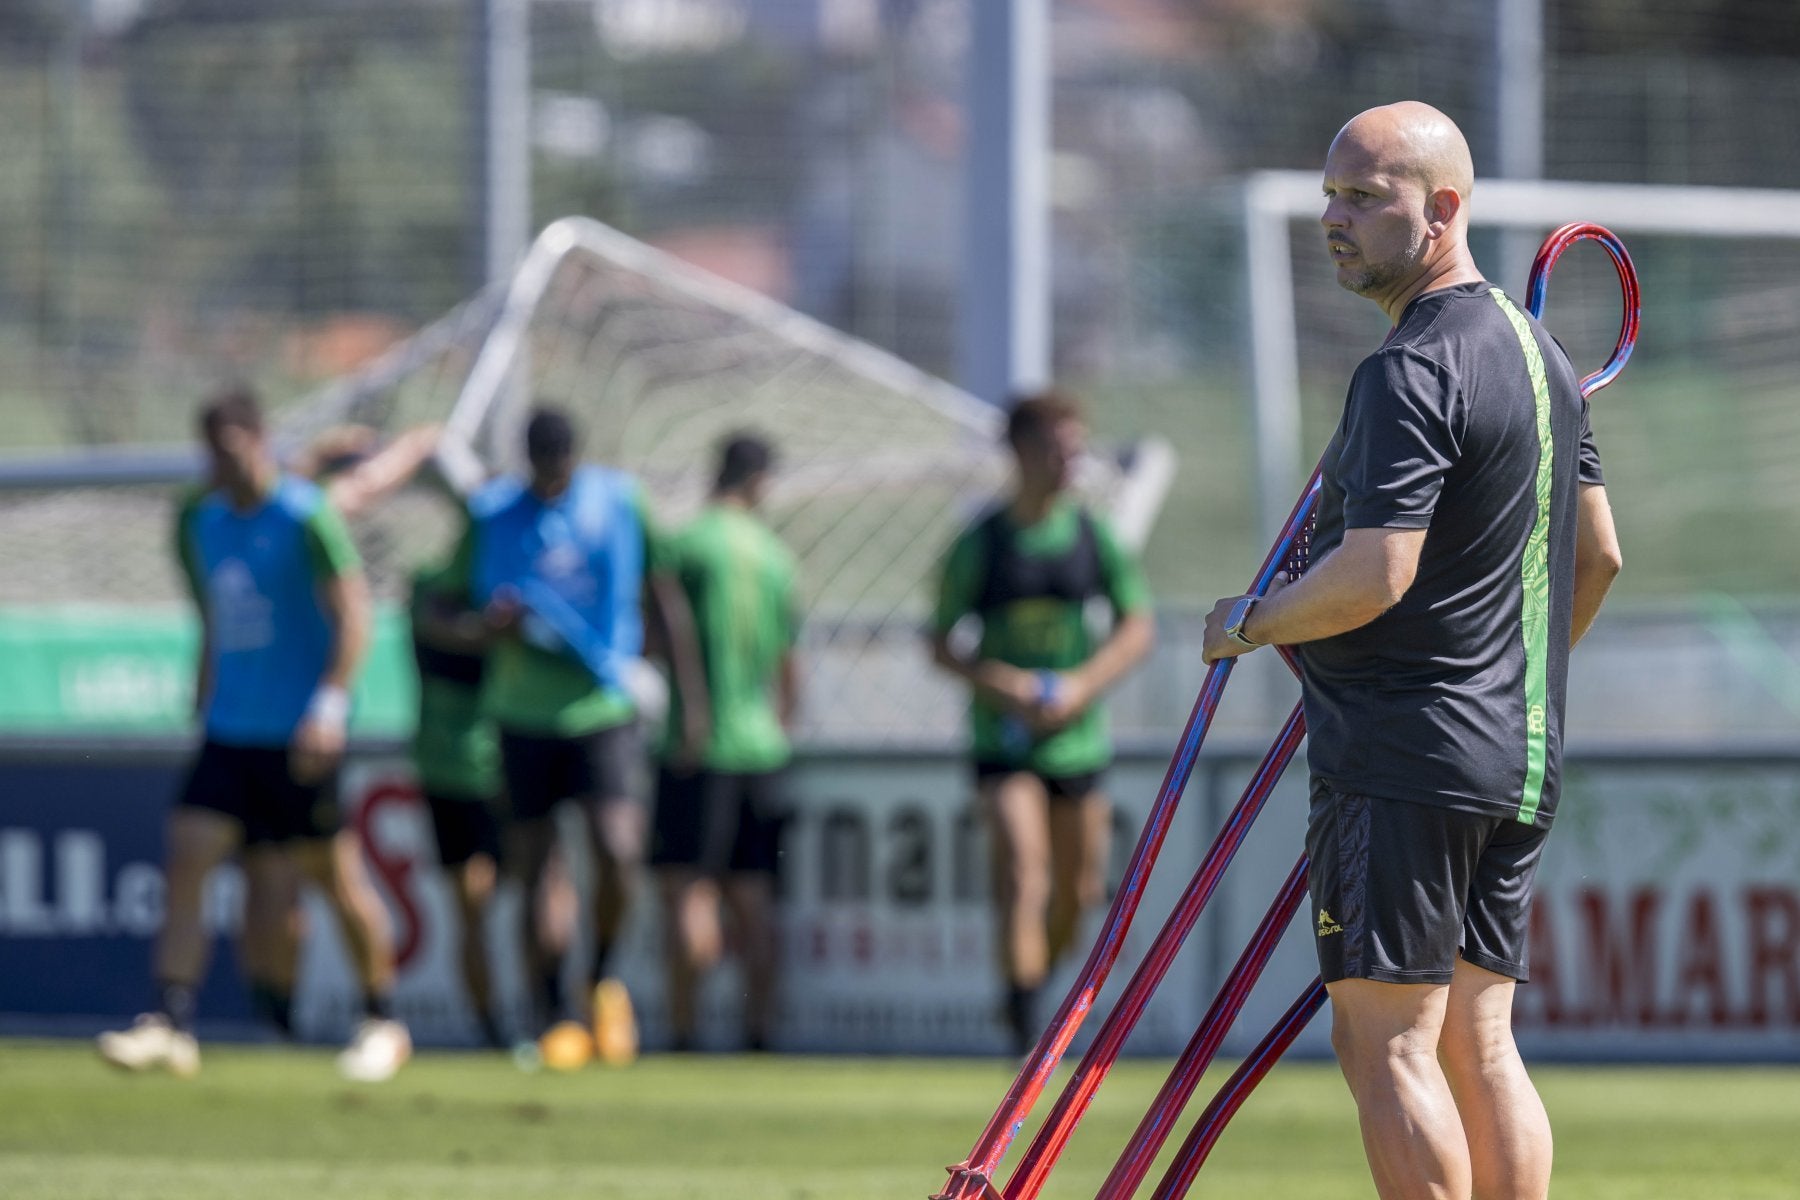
[469, 0, 533, 472]
[1495, 0, 1545, 288]
[472, 0, 532, 292]
[958, 0, 1052, 406]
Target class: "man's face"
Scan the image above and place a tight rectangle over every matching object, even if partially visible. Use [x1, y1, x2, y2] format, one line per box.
[1320, 135, 1429, 300]
[530, 450, 575, 498]
[1012, 416, 1083, 493]
[742, 469, 771, 509]
[204, 422, 268, 492]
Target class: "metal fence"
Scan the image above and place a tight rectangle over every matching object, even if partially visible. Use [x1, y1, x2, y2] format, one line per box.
[2, 0, 1798, 605]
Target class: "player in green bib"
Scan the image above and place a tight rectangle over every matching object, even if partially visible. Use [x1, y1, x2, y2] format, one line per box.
[930, 392, 1154, 1054]
[651, 435, 799, 1052]
[408, 545, 506, 1049]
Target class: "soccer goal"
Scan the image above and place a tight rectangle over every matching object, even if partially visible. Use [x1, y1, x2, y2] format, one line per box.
[0, 216, 1173, 747]
[431, 216, 1174, 746]
[1241, 171, 1800, 599]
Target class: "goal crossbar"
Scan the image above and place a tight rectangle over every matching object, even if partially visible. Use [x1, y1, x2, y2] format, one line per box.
[1243, 170, 1800, 541]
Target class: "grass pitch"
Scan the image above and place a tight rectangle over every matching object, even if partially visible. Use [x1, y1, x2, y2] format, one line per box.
[2, 1038, 1796, 1199]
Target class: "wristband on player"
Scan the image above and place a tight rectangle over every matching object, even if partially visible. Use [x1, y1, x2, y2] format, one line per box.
[306, 685, 351, 727]
[1034, 670, 1062, 707]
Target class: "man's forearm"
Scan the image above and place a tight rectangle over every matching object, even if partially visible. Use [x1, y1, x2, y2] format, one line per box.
[325, 424, 440, 520]
[1072, 610, 1154, 698]
[1571, 484, 1622, 648]
[319, 576, 371, 692]
[1244, 550, 1394, 646]
[1570, 565, 1615, 648]
[1241, 526, 1425, 647]
[930, 634, 1027, 708]
[649, 574, 710, 724]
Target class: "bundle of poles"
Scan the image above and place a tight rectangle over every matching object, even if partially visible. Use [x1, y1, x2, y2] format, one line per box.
[935, 222, 1641, 1200]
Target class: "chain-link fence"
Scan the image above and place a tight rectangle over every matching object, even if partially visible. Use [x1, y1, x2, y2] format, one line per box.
[2, 0, 1798, 603]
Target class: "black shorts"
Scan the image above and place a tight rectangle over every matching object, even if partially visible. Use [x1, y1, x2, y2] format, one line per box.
[177, 740, 342, 846]
[650, 766, 788, 877]
[972, 761, 1106, 803]
[1305, 781, 1549, 986]
[424, 790, 502, 868]
[498, 723, 640, 824]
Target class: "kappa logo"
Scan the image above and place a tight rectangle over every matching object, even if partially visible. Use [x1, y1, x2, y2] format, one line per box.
[1316, 908, 1343, 937]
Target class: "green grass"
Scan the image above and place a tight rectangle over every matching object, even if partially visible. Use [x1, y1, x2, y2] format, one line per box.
[1, 1039, 1796, 1199]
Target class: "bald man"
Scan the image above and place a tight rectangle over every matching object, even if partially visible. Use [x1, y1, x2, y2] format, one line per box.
[1203, 103, 1623, 1200]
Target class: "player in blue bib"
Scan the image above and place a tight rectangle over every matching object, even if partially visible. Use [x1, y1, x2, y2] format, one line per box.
[97, 388, 410, 1083]
[446, 407, 675, 1068]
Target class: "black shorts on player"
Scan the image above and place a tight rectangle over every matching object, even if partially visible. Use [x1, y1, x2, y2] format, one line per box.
[178, 739, 342, 845]
[1304, 781, 1550, 986]
[650, 766, 788, 877]
[498, 723, 640, 823]
[424, 790, 503, 867]
[972, 761, 1106, 804]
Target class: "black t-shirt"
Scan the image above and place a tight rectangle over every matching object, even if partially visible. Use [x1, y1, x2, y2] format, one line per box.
[1298, 281, 1604, 828]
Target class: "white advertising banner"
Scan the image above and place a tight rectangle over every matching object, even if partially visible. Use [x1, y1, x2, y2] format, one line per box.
[1190, 752, 1800, 1063]
[1513, 759, 1800, 1060]
[8, 744, 1793, 1061]
[298, 753, 1216, 1054]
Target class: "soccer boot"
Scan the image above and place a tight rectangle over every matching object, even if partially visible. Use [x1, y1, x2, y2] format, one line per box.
[337, 1017, 413, 1083]
[539, 1020, 596, 1071]
[591, 979, 639, 1067]
[97, 1013, 201, 1078]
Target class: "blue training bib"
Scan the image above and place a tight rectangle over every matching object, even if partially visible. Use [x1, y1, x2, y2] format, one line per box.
[470, 466, 644, 691]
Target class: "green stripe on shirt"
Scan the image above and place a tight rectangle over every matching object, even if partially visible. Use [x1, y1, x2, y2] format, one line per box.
[1490, 288, 1554, 824]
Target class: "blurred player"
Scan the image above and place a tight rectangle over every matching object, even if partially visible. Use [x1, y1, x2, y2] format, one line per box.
[408, 534, 507, 1049]
[97, 387, 410, 1081]
[451, 406, 660, 1068]
[930, 392, 1155, 1055]
[235, 422, 443, 1039]
[651, 434, 798, 1053]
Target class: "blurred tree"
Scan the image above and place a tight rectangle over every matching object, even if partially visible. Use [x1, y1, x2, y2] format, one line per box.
[0, 1, 66, 50]
[120, 3, 470, 321]
[1553, 0, 1800, 56]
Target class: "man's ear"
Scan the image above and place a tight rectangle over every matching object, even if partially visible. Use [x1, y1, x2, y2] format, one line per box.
[1425, 186, 1463, 237]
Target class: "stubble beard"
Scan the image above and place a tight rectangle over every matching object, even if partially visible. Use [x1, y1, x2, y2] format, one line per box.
[1335, 229, 1426, 299]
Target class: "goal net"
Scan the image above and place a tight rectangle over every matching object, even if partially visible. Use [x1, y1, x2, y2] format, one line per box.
[0, 217, 1174, 747]
[1242, 171, 1800, 600]
[434, 218, 1173, 746]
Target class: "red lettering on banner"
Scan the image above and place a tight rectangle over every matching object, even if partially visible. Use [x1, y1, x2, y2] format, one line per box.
[355, 781, 424, 969]
[1577, 887, 1661, 1026]
[1519, 900, 1565, 1026]
[1667, 889, 1730, 1028]
[1744, 887, 1800, 1028]
[1521, 885, 1800, 1033]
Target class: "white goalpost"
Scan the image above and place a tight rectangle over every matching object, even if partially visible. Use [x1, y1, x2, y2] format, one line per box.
[427, 215, 1175, 745]
[1242, 171, 1800, 544]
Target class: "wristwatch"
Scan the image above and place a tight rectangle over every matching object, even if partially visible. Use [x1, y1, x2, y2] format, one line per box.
[1222, 596, 1262, 648]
